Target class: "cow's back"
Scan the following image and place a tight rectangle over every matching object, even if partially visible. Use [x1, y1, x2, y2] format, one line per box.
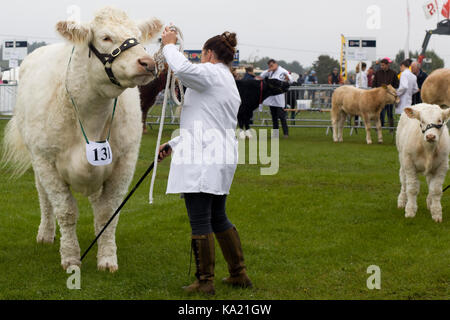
[422, 68, 450, 107]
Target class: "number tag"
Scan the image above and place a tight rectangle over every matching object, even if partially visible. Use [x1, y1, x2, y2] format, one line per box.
[86, 140, 113, 166]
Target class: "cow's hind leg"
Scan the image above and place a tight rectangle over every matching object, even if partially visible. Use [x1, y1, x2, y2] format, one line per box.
[32, 157, 80, 269]
[397, 166, 407, 209]
[35, 172, 56, 244]
[89, 154, 138, 272]
[337, 112, 346, 142]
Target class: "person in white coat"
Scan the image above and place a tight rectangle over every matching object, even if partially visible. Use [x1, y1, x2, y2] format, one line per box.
[258, 59, 293, 137]
[396, 60, 419, 114]
[158, 27, 252, 295]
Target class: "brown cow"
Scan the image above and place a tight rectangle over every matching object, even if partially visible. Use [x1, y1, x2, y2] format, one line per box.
[138, 68, 168, 133]
[331, 85, 399, 144]
[421, 68, 450, 109]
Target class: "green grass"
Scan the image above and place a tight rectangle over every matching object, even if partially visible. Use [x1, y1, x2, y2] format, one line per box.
[1, 119, 450, 300]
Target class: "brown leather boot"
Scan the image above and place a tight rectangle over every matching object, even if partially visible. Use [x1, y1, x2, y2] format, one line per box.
[183, 234, 215, 295]
[215, 226, 253, 288]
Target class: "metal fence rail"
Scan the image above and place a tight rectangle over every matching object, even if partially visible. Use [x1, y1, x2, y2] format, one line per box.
[0, 83, 396, 133]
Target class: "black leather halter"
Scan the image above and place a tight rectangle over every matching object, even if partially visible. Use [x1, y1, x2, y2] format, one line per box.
[89, 38, 139, 87]
[421, 123, 443, 133]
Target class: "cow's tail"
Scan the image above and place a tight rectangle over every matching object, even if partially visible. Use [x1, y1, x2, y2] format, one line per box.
[1, 117, 32, 178]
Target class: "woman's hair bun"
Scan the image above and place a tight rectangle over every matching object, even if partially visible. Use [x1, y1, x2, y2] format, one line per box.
[221, 32, 237, 49]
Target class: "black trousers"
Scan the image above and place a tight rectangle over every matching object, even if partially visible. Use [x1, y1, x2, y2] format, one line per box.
[380, 104, 394, 128]
[184, 193, 233, 235]
[269, 106, 289, 136]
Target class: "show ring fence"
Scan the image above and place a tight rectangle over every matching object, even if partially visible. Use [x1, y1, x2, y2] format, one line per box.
[0, 83, 397, 134]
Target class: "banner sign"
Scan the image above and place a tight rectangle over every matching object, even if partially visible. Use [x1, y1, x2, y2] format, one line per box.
[2, 40, 28, 60]
[345, 37, 377, 61]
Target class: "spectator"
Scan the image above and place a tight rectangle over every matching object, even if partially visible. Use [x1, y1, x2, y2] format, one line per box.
[411, 61, 428, 105]
[328, 67, 343, 85]
[373, 59, 381, 72]
[396, 59, 419, 114]
[305, 70, 318, 84]
[258, 59, 293, 137]
[242, 66, 255, 80]
[355, 62, 368, 88]
[372, 58, 399, 129]
[0, 71, 3, 84]
[367, 66, 375, 88]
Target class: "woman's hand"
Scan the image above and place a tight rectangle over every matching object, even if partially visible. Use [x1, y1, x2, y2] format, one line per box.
[158, 143, 172, 162]
[161, 26, 178, 46]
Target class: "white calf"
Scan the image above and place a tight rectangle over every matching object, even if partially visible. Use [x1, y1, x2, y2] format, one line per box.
[396, 103, 450, 222]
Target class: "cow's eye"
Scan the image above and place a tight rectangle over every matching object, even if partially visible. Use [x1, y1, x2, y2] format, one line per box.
[438, 119, 442, 123]
[102, 36, 112, 42]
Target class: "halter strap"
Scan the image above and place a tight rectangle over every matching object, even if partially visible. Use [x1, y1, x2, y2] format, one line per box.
[89, 38, 140, 87]
[421, 123, 443, 133]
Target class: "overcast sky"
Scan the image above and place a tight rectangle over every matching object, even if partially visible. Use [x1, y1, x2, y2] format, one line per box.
[1, 0, 449, 70]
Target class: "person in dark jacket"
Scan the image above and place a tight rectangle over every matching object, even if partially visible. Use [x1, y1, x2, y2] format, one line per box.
[411, 61, 428, 105]
[372, 58, 399, 129]
[242, 66, 256, 80]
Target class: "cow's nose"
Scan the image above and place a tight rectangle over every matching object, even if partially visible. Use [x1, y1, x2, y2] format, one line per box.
[426, 134, 436, 142]
[138, 57, 156, 72]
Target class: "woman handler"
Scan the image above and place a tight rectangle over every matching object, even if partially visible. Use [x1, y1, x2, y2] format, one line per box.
[158, 27, 252, 295]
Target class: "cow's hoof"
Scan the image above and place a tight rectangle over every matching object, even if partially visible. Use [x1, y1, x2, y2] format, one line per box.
[405, 210, 416, 218]
[432, 215, 443, 223]
[397, 201, 406, 209]
[36, 232, 55, 244]
[367, 141, 372, 145]
[98, 256, 118, 273]
[61, 257, 81, 270]
[378, 140, 383, 144]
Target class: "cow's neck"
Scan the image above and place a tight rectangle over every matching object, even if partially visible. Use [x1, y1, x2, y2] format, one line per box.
[421, 139, 439, 174]
[66, 46, 125, 142]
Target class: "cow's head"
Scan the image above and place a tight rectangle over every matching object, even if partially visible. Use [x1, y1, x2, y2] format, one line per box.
[264, 78, 290, 96]
[56, 6, 163, 89]
[404, 103, 450, 144]
[382, 84, 400, 105]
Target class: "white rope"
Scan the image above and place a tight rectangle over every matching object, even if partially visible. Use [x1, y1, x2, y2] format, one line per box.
[148, 25, 184, 204]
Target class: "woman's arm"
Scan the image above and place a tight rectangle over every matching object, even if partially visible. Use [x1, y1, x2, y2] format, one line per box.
[163, 44, 218, 92]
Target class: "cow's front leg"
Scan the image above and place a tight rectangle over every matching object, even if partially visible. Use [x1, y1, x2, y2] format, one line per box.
[363, 115, 372, 144]
[32, 157, 80, 269]
[404, 166, 420, 218]
[89, 155, 138, 272]
[35, 172, 56, 244]
[375, 116, 383, 144]
[427, 169, 447, 223]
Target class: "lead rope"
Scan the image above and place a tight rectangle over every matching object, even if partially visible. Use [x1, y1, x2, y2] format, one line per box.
[149, 25, 184, 204]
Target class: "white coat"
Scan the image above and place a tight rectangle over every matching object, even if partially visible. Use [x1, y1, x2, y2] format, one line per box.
[163, 44, 241, 195]
[396, 68, 419, 114]
[260, 66, 293, 107]
[355, 71, 368, 89]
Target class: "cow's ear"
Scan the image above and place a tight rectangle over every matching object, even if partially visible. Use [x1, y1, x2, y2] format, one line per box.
[442, 107, 450, 122]
[138, 18, 163, 43]
[404, 107, 420, 120]
[56, 21, 91, 44]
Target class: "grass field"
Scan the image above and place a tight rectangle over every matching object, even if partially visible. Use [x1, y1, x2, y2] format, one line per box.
[1, 117, 450, 300]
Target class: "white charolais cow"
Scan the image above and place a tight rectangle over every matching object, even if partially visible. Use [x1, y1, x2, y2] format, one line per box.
[396, 104, 450, 223]
[2, 7, 162, 271]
